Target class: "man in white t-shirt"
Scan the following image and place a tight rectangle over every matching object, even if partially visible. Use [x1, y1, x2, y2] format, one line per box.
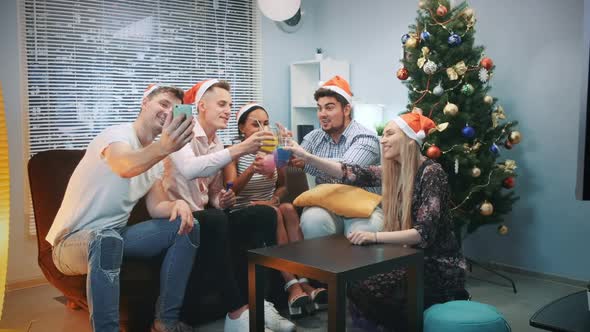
[46, 85, 198, 332]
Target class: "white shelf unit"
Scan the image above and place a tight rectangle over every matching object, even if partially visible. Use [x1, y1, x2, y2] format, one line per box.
[289, 59, 350, 140]
[289, 59, 349, 188]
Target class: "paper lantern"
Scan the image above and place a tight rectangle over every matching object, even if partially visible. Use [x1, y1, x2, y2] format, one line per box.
[258, 0, 301, 21]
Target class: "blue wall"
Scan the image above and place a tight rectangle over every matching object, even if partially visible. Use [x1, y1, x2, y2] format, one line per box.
[261, 0, 320, 127]
[261, 0, 590, 281]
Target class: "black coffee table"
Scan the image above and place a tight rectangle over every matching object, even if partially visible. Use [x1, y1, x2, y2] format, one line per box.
[529, 290, 590, 332]
[248, 235, 424, 332]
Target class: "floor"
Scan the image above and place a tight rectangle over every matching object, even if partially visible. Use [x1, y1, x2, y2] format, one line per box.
[0, 266, 584, 331]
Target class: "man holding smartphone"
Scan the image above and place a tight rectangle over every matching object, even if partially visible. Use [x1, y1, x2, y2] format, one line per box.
[46, 84, 199, 332]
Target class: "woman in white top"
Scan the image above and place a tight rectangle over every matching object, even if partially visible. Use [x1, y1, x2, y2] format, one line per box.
[224, 103, 327, 317]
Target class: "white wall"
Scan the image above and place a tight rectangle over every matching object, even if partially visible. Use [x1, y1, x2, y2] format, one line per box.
[0, 0, 42, 284]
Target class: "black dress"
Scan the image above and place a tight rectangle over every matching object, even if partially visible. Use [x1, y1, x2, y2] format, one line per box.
[341, 159, 466, 332]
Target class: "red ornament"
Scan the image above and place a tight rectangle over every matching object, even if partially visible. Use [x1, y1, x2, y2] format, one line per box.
[480, 57, 494, 70]
[502, 177, 515, 189]
[426, 145, 442, 159]
[397, 67, 409, 80]
[504, 140, 513, 150]
[436, 4, 448, 16]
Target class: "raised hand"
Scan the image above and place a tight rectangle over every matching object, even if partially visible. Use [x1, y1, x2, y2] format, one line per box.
[239, 130, 275, 154]
[281, 139, 308, 159]
[160, 113, 195, 154]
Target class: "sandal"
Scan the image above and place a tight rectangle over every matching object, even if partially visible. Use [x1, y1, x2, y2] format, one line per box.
[299, 278, 328, 311]
[284, 279, 311, 317]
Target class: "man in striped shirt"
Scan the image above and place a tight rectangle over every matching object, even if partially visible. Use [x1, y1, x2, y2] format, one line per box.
[294, 76, 384, 239]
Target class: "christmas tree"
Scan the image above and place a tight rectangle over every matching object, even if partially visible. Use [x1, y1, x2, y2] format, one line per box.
[397, 0, 521, 238]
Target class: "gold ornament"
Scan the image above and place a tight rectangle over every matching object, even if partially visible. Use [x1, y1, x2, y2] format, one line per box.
[471, 167, 481, 178]
[484, 95, 494, 104]
[418, 0, 426, 9]
[498, 160, 517, 173]
[443, 102, 459, 116]
[405, 37, 418, 48]
[421, 47, 430, 56]
[462, 8, 475, 20]
[429, 122, 449, 135]
[417, 57, 426, 68]
[480, 201, 494, 216]
[446, 61, 468, 80]
[509, 131, 522, 144]
[491, 105, 506, 128]
[498, 225, 509, 235]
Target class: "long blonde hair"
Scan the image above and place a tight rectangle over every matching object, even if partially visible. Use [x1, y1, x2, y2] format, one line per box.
[381, 131, 423, 231]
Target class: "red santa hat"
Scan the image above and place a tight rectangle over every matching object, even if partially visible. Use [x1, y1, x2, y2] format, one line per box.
[236, 102, 266, 122]
[321, 75, 353, 104]
[183, 79, 220, 105]
[392, 109, 436, 145]
[142, 83, 160, 100]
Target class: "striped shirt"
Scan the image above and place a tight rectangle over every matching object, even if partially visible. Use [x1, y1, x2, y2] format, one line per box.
[301, 120, 381, 193]
[232, 153, 277, 211]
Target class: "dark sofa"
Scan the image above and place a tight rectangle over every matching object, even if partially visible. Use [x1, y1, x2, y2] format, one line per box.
[28, 149, 309, 331]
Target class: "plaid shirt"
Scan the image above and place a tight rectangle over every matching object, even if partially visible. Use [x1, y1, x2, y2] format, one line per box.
[301, 120, 381, 193]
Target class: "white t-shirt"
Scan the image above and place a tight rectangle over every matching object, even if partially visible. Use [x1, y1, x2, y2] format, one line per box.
[46, 123, 164, 246]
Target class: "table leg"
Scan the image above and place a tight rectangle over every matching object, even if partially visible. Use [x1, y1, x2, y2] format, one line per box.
[248, 262, 266, 332]
[407, 260, 424, 332]
[327, 277, 346, 332]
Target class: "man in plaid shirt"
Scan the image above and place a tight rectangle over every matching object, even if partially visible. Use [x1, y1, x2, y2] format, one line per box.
[292, 76, 383, 239]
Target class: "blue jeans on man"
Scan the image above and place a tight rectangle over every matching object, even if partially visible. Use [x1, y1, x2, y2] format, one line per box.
[52, 218, 200, 332]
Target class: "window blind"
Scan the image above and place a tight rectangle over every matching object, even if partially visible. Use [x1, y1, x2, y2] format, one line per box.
[21, 0, 262, 235]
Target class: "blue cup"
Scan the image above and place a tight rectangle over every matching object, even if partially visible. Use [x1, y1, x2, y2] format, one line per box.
[275, 147, 292, 168]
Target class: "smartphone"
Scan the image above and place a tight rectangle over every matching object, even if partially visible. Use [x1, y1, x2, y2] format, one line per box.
[173, 104, 193, 120]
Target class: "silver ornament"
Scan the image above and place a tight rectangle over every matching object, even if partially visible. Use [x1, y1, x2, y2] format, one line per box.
[433, 83, 444, 96]
[423, 60, 438, 75]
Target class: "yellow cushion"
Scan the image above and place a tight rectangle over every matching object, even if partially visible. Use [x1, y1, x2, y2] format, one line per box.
[293, 184, 382, 218]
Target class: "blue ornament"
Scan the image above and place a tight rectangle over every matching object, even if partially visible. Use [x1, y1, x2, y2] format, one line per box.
[420, 31, 431, 41]
[401, 34, 410, 44]
[490, 143, 500, 154]
[461, 125, 476, 139]
[448, 33, 462, 47]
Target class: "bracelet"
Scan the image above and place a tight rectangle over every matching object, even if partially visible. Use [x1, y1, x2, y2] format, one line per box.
[374, 232, 378, 243]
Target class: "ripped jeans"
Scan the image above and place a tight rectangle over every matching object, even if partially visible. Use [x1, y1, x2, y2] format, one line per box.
[52, 218, 200, 332]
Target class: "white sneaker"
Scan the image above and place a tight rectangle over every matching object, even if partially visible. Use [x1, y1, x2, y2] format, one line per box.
[264, 300, 296, 332]
[224, 309, 273, 332]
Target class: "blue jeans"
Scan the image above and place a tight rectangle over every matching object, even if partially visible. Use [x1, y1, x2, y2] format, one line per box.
[300, 206, 384, 239]
[52, 218, 200, 332]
